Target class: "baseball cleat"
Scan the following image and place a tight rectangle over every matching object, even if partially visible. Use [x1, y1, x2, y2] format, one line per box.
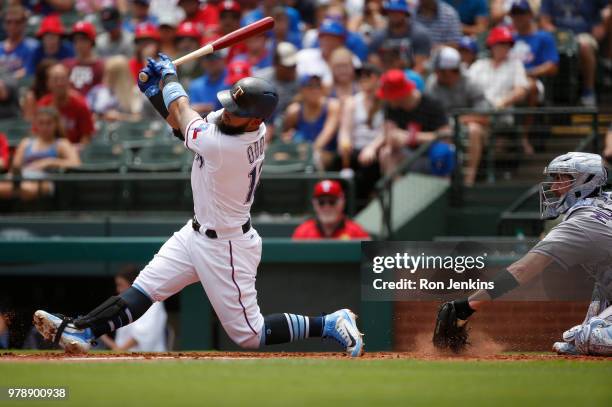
[552, 341, 579, 355]
[323, 309, 364, 357]
[33, 310, 94, 354]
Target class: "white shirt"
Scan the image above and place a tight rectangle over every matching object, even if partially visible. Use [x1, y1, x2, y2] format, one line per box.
[467, 57, 529, 106]
[184, 109, 266, 231]
[115, 301, 168, 352]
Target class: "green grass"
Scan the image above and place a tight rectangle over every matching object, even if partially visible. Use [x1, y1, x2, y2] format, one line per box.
[0, 358, 610, 406]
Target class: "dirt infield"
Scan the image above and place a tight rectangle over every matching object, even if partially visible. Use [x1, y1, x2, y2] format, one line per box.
[1, 350, 609, 362]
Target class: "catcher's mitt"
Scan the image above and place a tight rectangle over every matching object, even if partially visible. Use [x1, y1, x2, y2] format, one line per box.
[432, 301, 470, 353]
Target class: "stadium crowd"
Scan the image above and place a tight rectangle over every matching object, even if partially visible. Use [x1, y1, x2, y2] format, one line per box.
[0, 0, 610, 203]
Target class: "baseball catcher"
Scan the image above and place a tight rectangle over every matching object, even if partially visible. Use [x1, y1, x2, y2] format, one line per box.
[433, 152, 612, 356]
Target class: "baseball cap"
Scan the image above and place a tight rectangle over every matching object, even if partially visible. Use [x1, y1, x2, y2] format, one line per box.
[100, 6, 121, 31]
[225, 60, 252, 85]
[158, 13, 179, 28]
[36, 15, 65, 37]
[458, 36, 478, 54]
[298, 73, 322, 87]
[71, 21, 96, 43]
[276, 42, 298, 67]
[134, 22, 161, 41]
[219, 0, 241, 14]
[318, 19, 347, 38]
[176, 22, 201, 39]
[314, 180, 344, 198]
[509, 0, 532, 14]
[382, 0, 411, 14]
[434, 46, 461, 70]
[429, 141, 456, 176]
[376, 69, 416, 101]
[486, 26, 514, 47]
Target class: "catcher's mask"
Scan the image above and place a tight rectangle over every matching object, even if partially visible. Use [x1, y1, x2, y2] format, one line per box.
[540, 152, 607, 219]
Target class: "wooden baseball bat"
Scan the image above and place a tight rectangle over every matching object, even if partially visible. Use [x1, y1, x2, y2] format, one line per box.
[138, 17, 275, 82]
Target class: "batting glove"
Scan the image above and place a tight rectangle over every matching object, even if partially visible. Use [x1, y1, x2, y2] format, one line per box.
[149, 52, 178, 80]
[137, 64, 161, 98]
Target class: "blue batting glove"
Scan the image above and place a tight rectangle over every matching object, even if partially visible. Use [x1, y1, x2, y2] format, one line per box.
[150, 52, 178, 80]
[137, 64, 161, 98]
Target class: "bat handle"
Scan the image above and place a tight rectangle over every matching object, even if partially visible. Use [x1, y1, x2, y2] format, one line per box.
[138, 71, 149, 83]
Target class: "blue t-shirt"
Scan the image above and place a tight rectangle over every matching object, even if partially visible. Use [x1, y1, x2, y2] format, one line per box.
[443, 0, 488, 26]
[540, 0, 607, 34]
[0, 37, 37, 77]
[404, 69, 425, 92]
[243, 7, 301, 35]
[27, 41, 74, 76]
[311, 31, 368, 62]
[512, 31, 559, 71]
[189, 72, 228, 111]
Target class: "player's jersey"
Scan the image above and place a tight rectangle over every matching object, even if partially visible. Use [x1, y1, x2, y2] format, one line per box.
[183, 109, 265, 231]
[530, 193, 612, 300]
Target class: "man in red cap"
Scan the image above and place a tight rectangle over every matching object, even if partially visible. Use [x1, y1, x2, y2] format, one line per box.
[293, 180, 370, 240]
[27, 15, 74, 76]
[64, 21, 104, 97]
[225, 60, 252, 85]
[376, 68, 450, 176]
[179, 0, 220, 36]
[37, 63, 94, 145]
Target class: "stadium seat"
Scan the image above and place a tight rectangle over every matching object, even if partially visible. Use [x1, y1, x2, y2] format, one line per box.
[0, 118, 32, 147]
[70, 143, 131, 173]
[127, 143, 189, 172]
[106, 121, 159, 149]
[262, 142, 314, 174]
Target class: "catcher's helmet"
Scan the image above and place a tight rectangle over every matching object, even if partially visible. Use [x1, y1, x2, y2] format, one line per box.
[217, 77, 279, 120]
[540, 152, 608, 219]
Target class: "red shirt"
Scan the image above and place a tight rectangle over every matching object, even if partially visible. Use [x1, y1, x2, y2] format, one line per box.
[129, 58, 144, 82]
[38, 91, 94, 144]
[292, 218, 370, 240]
[64, 58, 105, 97]
[183, 4, 220, 35]
[0, 132, 8, 172]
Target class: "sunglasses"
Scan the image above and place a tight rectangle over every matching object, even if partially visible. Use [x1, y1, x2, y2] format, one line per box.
[316, 197, 339, 206]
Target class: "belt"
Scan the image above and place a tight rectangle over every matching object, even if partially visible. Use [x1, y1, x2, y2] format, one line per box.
[192, 216, 251, 239]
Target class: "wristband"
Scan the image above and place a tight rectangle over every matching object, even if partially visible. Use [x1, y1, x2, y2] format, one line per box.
[453, 298, 475, 320]
[148, 92, 169, 119]
[162, 82, 188, 110]
[162, 74, 179, 87]
[486, 268, 520, 299]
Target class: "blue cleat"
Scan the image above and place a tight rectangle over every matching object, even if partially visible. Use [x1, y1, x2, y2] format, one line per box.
[33, 310, 94, 354]
[323, 309, 364, 357]
[552, 341, 579, 355]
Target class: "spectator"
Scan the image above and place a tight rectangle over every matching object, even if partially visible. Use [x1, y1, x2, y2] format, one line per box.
[0, 5, 36, 80]
[22, 59, 55, 122]
[467, 26, 529, 110]
[158, 14, 179, 58]
[188, 50, 228, 115]
[415, 0, 463, 47]
[540, 0, 609, 106]
[443, 0, 489, 35]
[0, 107, 80, 201]
[0, 76, 20, 119]
[292, 179, 370, 240]
[124, 0, 159, 33]
[369, 0, 432, 74]
[0, 132, 8, 173]
[129, 22, 161, 81]
[256, 41, 299, 136]
[329, 47, 358, 102]
[426, 47, 490, 186]
[376, 69, 453, 177]
[179, 0, 220, 36]
[338, 63, 384, 204]
[231, 14, 273, 75]
[148, 0, 184, 25]
[458, 35, 478, 68]
[100, 266, 168, 352]
[377, 38, 426, 92]
[225, 59, 252, 85]
[283, 74, 341, 170]
[21, 0, 75, 15]
[87, 56, 143, 122]
[38, 64, 95, 145]
[27, 15, 74, 76]
[175, 22, 204, 87]
[348, 0, 387, 43]
[242, 0, 301, 38]
[296, 19, 358, 87]
[97, 6, 135, 58]
[604, 123, 612, 164]
[271, 6, 302, 50]
[509, 0, 559, 106]
[64, 21, 104, 97]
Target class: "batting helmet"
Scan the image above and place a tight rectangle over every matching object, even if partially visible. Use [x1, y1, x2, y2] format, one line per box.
[217, 77, 279, 120]
[540, 152, 608, 219]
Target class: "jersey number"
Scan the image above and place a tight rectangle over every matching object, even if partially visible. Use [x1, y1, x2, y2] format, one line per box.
[245, 162, 263, 204]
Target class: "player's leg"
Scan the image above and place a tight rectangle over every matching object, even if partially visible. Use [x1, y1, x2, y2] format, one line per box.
[33, 222, 199, 353]
[191, 230, 363, 356]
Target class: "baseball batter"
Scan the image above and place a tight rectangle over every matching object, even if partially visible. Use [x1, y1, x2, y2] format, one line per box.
[32, 53, 364, 357]
[434, 152, 612, 356]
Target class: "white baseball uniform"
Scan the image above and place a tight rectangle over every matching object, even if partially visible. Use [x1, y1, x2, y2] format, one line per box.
[133, 109, 266, 349]
[115, 301, 168, 352]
